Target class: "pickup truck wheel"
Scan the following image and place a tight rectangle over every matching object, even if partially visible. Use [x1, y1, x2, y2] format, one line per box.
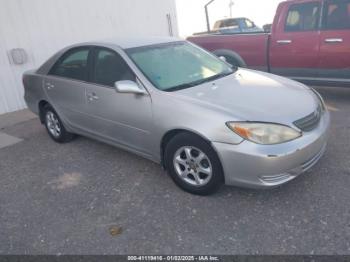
[213, 49, 247, 68]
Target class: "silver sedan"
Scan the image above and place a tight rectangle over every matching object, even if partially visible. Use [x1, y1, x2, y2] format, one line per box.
[23, 37, 330, 195]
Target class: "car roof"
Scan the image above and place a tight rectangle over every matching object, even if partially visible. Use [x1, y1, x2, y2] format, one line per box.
[80, 36, 183, 49]
[216, 17, 247, 22]
[36, 36, 184, 75]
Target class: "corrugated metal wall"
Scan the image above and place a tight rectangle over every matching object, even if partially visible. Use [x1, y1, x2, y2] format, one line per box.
[0, 0, 178, 114]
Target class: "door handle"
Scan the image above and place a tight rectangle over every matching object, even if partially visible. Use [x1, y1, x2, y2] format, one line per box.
[277, 40, 292, 45]
[87, 92, 99, 101]
[46, 83, 54, 90]
[324, 38, 343, 43]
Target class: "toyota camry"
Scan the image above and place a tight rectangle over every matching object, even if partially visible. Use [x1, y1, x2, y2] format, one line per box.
[23, 37, 330, 195]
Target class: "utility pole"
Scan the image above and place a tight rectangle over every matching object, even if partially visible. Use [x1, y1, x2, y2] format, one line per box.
[205, 0, 215, 33]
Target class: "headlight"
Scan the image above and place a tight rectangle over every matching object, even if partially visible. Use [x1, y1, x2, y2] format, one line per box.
[226, 122, 301, 145]
[310, 88, 326, 111]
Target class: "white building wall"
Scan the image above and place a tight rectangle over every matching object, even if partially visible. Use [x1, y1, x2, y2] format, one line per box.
[0, 0, 178, 114]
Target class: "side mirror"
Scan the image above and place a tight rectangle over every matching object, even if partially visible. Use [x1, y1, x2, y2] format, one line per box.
[114, 80, 147, 95]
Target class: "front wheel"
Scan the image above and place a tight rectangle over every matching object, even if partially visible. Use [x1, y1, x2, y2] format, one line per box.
[165, 133, 224, 195]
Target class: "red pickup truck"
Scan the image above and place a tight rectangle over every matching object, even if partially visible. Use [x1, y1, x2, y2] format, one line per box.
[188, 0, 350, 85]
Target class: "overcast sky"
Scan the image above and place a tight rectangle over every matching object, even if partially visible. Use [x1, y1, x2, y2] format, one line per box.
[176, 0, 284, 37]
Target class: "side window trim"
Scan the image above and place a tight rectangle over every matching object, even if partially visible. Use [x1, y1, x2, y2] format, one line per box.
[48, 46, 94, 83]
[284, 2, 321, 32]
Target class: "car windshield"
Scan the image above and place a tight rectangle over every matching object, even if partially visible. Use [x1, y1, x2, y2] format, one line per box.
[126, 42, 235, 91]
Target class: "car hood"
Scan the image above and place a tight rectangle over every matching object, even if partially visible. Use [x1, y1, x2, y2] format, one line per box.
[173, 69, 318, 125]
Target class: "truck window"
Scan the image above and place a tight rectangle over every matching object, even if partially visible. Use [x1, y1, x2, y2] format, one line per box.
[323, 0, 350, 29]
[245, 19, 254, 28]
[213, 21, 221, 30]
[285, 2, 320, 32]
[223, 19, 238, 28]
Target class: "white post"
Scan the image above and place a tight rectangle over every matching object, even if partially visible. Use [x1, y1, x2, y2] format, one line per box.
[229, 0, 234, 18]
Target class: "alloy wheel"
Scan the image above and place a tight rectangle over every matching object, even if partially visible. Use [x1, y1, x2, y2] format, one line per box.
[46, 111, 61, 138]
[173, 146, 213, 186]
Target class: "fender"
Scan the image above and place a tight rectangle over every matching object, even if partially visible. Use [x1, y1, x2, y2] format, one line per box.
[213, 49, 247, 68]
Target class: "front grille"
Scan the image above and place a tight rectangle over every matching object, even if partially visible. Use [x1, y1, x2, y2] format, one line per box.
[293, 106, 322, 132]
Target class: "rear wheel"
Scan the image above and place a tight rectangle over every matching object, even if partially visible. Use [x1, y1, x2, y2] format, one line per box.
[165, 133, 224, 195]
[43, 105, 75, 143]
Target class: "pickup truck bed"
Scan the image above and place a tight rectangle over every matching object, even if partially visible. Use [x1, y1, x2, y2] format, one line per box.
[188, 33, 270, 72]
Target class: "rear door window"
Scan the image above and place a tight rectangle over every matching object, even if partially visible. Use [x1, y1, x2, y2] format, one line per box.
[285, 2, 320, 31]
[323, 0, 350, 29]
[49, 48, 90, 81]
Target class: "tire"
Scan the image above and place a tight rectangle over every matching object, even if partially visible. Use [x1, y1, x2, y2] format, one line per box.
[213, 49, 247, 68]
[43, 104, 75, 143]
[165, 133, 224, 195]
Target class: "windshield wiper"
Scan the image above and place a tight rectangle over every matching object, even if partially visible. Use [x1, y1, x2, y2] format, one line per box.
[166, 71, 234, 92]
[195, 71, 234, 85]
[166, 82, 200, 92]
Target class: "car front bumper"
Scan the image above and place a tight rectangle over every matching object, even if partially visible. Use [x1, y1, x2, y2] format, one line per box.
[212, 111, 330, 188]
